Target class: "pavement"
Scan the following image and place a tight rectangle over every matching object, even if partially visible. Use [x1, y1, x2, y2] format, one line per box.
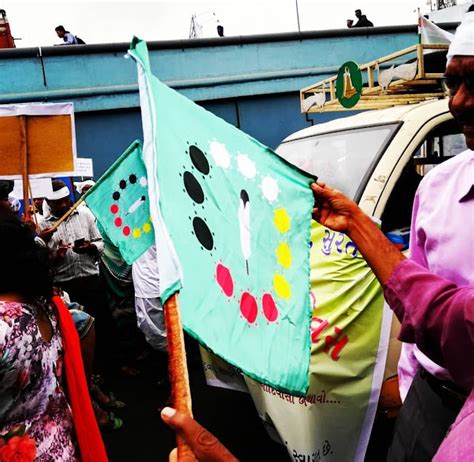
[102, 335, 289, 461]
[101, 333, 392, 461]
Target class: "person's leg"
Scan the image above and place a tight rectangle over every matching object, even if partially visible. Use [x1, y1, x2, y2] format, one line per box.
[387, 370, 465, 462]
[135, 296, 167, 352]
[62, 276, 119, 372]
[80, 322, 96, 388]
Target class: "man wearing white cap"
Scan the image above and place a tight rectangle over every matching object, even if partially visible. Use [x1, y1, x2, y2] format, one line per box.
[387, 7, 474, 461]
[38, 179, 105, 313]
[38, 179, 103, 277]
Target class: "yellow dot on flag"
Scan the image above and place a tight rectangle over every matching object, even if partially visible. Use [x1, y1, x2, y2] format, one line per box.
[276, 242, 292, 268]
[274, 208, 291, 233]
[133, 228, 141, 239]
[143, 223, 152, 233]
[273, 274, 291, 299]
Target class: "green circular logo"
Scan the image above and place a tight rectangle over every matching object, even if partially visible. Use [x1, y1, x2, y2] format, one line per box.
[336, 61, 363, 108]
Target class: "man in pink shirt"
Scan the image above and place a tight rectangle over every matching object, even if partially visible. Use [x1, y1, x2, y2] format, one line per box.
[384, 8, 474, 461]
[310, 182, 473, 461]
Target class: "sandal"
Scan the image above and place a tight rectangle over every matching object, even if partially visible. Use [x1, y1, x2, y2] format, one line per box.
[100, 411, 123, 431]
[91, 384, 127, 410]
[104, 392, 126, 410]
[93, 401, 123, 431]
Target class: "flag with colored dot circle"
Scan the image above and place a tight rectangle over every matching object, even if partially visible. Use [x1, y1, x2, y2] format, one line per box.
[129, 38, 316, 395]
[83, 140, 154, 265]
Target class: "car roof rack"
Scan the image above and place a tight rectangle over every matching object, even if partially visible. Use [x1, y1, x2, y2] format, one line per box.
[301, 43, 449, 113]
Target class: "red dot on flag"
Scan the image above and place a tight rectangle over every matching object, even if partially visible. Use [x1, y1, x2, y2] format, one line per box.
[111, 204, 119, 214]
[262, 293, 279, 322]
[240, 292, 258, 324]
[216, 263, 234, 297]
[114, 217, 123, 227]
[123, 226, 130, 236]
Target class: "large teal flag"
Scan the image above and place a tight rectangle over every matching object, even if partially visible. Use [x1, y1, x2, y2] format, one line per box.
[129, 38, 315, 395]
[83, 140, 154, 264]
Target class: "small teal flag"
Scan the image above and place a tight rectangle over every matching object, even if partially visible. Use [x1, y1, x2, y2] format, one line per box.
[129, 38, 315, 395]
[84, 141, 154, 264]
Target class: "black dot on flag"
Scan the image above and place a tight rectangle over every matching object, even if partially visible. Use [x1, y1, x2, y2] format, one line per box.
[189, 146, 210, 175]
[119, 179, 127, 189]
[129, 174, 137, 184]
[113, 191, 120, 200]
[183, 171, 204, 204]
[192, 217, 213, 251]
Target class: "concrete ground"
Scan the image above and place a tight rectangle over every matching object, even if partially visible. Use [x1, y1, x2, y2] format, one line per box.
[102, 336, 289, 461]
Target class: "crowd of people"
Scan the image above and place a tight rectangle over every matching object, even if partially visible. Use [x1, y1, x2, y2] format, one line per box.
[0, 177, 170, 460]
[0, 6, 472, 462]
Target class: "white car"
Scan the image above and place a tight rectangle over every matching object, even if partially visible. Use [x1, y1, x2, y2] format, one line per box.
[276, 97, 466, 388]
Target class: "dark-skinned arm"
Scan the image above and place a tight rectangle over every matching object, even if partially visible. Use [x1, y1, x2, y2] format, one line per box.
[311, 181, 474, 388]
[310, 181, 404, 284]
[161, 407, 238, 462]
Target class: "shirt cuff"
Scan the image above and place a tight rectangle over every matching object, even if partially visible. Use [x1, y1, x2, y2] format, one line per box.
[382, 259, 414, 325]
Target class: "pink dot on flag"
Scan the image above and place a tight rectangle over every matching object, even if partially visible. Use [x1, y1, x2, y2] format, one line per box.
[262, 293, 279, 322]
[123, 226, 130, 236]
[114, 217, 123, 227]
[240, 292, 258, 324]
[216, 263, 234, 297]
[110, 204, 119, 214]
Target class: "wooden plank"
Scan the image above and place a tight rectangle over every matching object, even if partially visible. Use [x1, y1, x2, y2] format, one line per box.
[19, 116, 28, 208]
[368, 65, 374, 88]
[416, 44, 425, 79]
[300, 42, 449, 113]
[0, 114, 74, 176]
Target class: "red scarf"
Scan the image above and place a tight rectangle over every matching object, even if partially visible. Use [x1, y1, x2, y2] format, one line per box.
[52, 295, 108, 462]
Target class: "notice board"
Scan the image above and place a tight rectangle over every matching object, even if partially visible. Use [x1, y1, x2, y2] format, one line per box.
[0, 102, 77, 179]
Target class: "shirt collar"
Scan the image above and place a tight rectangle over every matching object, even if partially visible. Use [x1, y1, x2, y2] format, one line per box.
[458, 151, 474, 202]
[47, 209, 79, 221]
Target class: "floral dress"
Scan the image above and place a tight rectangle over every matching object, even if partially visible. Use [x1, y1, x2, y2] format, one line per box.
[0, 300, 78, 461]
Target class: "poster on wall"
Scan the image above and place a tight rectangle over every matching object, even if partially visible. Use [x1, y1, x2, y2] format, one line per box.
[0, 102, 77, 179]
[75, 157, 94, 178]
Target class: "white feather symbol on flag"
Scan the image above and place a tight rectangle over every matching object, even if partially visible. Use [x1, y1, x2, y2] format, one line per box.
[239, 189, 251, 275]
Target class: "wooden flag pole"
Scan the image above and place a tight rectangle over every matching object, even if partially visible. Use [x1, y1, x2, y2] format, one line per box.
[164, 293, 196, 461]
[48, 197, 84, 233]
[19, 116, 30, 218]
[27, 183, 38, 231]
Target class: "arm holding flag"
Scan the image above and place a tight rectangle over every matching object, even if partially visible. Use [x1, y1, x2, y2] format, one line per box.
[311, 181, 474, 384]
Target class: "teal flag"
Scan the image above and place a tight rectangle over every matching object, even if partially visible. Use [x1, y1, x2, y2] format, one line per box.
[83, 140, 154, 265]
[129, 38, 315, 395]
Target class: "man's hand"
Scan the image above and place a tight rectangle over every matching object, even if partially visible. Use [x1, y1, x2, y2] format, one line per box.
[312, 181, 405, 284]
[161, 407, 238, 462]
[311, 181, 363, 234]
[55, 240, 69, 260]
[38, 227, 57, 244]
[72, 240, 97, 255]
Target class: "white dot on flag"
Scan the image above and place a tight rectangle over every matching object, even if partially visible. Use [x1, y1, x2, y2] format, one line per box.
[209, 140, 231, 169]
[261, 176, 279, 202]
[140, 176, 147, 187]
[237, 154, 256, 179]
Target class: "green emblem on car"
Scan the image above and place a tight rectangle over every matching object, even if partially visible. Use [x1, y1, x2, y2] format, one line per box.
[336, 61, 363, 108]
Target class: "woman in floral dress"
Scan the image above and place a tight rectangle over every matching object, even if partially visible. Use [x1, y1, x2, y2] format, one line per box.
[0, 215, 105, 461]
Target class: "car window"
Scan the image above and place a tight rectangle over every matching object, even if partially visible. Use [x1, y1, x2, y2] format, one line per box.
[277, 124, 399, 199]
[414, 120, 467, 176]
[382, 119, 465, 235]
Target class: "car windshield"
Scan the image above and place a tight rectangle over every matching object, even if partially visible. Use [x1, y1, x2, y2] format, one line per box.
[276, 123, 399, 199]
